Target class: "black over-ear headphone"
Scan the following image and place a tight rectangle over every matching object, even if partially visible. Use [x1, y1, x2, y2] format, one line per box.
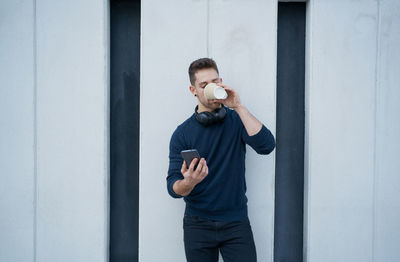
[195, 105, 227, 126]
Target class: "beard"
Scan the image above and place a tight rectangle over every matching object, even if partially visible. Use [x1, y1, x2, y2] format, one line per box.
[202, 100, 222, 111]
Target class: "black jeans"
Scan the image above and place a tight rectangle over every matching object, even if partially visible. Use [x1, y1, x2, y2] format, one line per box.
[183, 215, 257, 262]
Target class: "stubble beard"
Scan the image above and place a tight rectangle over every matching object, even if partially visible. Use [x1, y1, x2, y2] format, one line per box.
[202, 99, 221, 111]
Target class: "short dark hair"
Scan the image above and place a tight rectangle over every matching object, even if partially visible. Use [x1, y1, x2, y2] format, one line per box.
[188, 58, 219, 85]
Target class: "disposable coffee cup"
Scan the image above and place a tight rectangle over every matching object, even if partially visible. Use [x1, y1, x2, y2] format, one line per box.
[204, 83, 228, 100]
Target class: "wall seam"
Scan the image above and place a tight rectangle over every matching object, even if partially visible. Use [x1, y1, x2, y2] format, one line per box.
[103, 1, 110, 262]
[305, 0, 314, 261]
[372, 0, 381, 261]
[272, 2, 278, 261]
[139, 0, 144, 260]
[33, 0, 38, 261]
[206, 0, 210, 57]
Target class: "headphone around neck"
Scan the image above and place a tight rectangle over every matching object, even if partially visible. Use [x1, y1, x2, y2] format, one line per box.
[195, 105, 227, 126]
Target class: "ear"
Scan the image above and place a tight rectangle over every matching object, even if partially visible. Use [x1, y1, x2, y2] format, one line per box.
[189, 85, 197, 96]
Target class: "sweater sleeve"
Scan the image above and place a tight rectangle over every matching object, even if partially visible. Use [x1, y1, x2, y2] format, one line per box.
[166, 128, 185, 198]
[242, 124, 276, 155]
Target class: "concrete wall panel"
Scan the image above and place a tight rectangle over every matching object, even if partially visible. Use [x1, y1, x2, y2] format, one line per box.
[306, 1, 378, 261]
[140, 1, 208, 261]
[208, 1, 277, 261]
[1, 0, 399, 261]
[375, 1, 400, 261]
[0, 1, 35, 261]
[35, 1, 108, 261]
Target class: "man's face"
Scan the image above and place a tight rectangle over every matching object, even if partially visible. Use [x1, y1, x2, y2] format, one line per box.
[191, 68, 222, 111]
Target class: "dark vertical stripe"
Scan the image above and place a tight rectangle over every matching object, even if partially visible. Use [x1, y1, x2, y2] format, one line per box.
[110, 0, 140, 261]
[275, 3, 306, 262]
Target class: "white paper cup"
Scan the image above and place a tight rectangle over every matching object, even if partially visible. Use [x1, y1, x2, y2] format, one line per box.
[204, 83, 228, 100]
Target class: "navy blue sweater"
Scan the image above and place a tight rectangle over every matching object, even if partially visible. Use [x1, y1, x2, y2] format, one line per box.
[167, 108, 275, 221]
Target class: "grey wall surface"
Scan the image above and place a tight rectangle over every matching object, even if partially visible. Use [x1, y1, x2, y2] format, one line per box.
[140, 0, 277, 261]
[208, 2, 277, 261]
[1, 0, 399, 262]
[140, 1, 208, 261]
[304, 0, 400, 261]
[373, 1, 400, 261]
[0, 1, 35, 261]
[0, 0, 109, 261]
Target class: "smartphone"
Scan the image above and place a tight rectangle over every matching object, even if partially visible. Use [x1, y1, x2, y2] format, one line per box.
[181, 149, 201, 169]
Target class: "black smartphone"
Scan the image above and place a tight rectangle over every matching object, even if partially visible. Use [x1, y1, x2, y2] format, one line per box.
[181, 149, 200, 169]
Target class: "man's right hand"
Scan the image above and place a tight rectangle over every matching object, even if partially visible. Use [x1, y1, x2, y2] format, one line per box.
[182, 158, 209, 186]
[173, 158, 209, 197]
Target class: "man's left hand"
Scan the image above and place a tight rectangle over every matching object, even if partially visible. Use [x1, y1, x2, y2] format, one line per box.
[214, 84, 241, 109]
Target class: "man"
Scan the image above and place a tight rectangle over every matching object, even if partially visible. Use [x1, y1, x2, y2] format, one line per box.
[167, 58, 275, 262]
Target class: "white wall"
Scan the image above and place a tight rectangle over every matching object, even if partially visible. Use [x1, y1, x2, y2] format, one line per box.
[2, 0, 399, 261]
[140, 1, 207, 261]
[140, 0, 277, 261]
[35, 1, 109, 261]
[305, 0, 400, 261]
[374, 1, 400, 261]
[208, 1, 277, 261]
[0, 1, 35, 261]
[0, 0, 109, 261]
